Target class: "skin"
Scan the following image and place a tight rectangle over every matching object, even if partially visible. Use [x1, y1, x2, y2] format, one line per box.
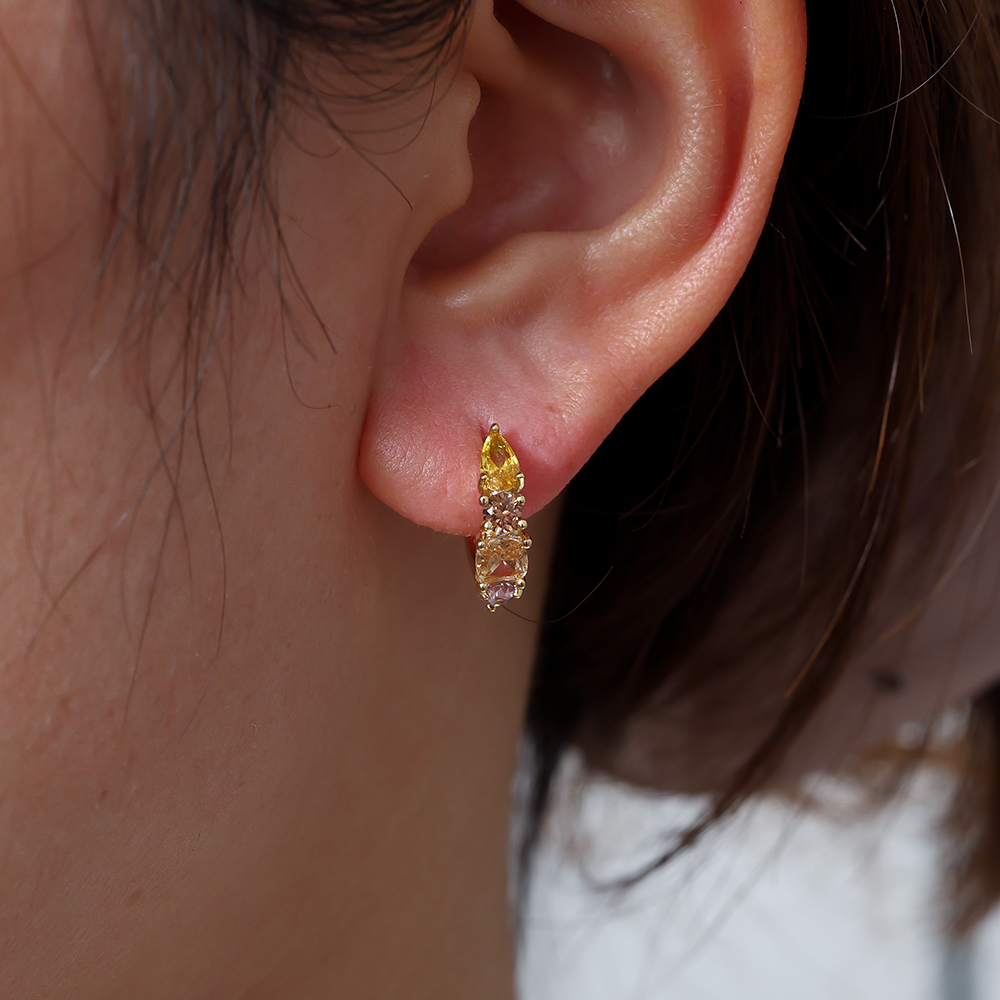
[5, 0, 991, 997]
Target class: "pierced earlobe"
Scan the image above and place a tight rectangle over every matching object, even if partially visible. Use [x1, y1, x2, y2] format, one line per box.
[472, 425, 530, 610]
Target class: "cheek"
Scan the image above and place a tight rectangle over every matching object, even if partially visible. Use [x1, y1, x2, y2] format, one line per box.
[0, 503, 350, 997]
[0, 8, 423, 993]
[0, 275, 386, 996]
[0, 535, 253, 992]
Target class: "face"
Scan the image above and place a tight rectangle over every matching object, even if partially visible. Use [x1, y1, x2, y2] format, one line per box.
[0, 2, 548, 995]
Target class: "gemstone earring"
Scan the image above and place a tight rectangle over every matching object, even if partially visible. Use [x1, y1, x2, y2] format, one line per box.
[473, 424, 531, 611]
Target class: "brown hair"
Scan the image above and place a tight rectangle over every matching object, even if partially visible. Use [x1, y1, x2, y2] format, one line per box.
[530, 0, 1000, 935]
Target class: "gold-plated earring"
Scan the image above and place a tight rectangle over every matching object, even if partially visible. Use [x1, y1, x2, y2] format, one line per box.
[473, 424, 531, 611]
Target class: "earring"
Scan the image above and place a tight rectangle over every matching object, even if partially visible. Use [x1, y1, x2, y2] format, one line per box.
[473, 424, 531, 611]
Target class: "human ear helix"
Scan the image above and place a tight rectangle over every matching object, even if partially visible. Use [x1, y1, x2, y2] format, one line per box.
[472, 425, 530, 611]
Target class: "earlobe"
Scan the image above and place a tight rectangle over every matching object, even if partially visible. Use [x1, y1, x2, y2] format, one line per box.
[358, 0, 807, 536]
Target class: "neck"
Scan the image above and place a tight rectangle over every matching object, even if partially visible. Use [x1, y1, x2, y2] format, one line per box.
[249, 500, 559, 1000]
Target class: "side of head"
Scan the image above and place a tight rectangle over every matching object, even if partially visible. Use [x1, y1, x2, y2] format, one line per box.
[0, 0, 806, 993]
[4, 0, 999, 993]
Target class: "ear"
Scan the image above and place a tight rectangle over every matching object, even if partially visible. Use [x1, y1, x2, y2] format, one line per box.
[359, 0, 807, 535]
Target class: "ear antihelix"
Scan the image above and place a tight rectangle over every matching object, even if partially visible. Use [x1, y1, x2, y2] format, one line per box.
[472, 425, 531, 611]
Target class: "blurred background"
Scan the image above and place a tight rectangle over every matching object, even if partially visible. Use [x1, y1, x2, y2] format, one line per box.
[520, 710, 1000, 1000]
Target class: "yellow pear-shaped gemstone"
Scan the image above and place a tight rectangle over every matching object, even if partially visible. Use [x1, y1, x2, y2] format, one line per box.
[480, 425, 521, 495]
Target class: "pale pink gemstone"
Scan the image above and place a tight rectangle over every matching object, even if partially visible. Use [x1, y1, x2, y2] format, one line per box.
[485, 581, 517, 608]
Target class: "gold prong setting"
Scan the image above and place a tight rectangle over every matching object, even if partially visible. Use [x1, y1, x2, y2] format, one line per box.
[473, 424, 529, 611]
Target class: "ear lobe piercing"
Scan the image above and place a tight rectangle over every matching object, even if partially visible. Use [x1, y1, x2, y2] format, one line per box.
[473, 424, 530, 611]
